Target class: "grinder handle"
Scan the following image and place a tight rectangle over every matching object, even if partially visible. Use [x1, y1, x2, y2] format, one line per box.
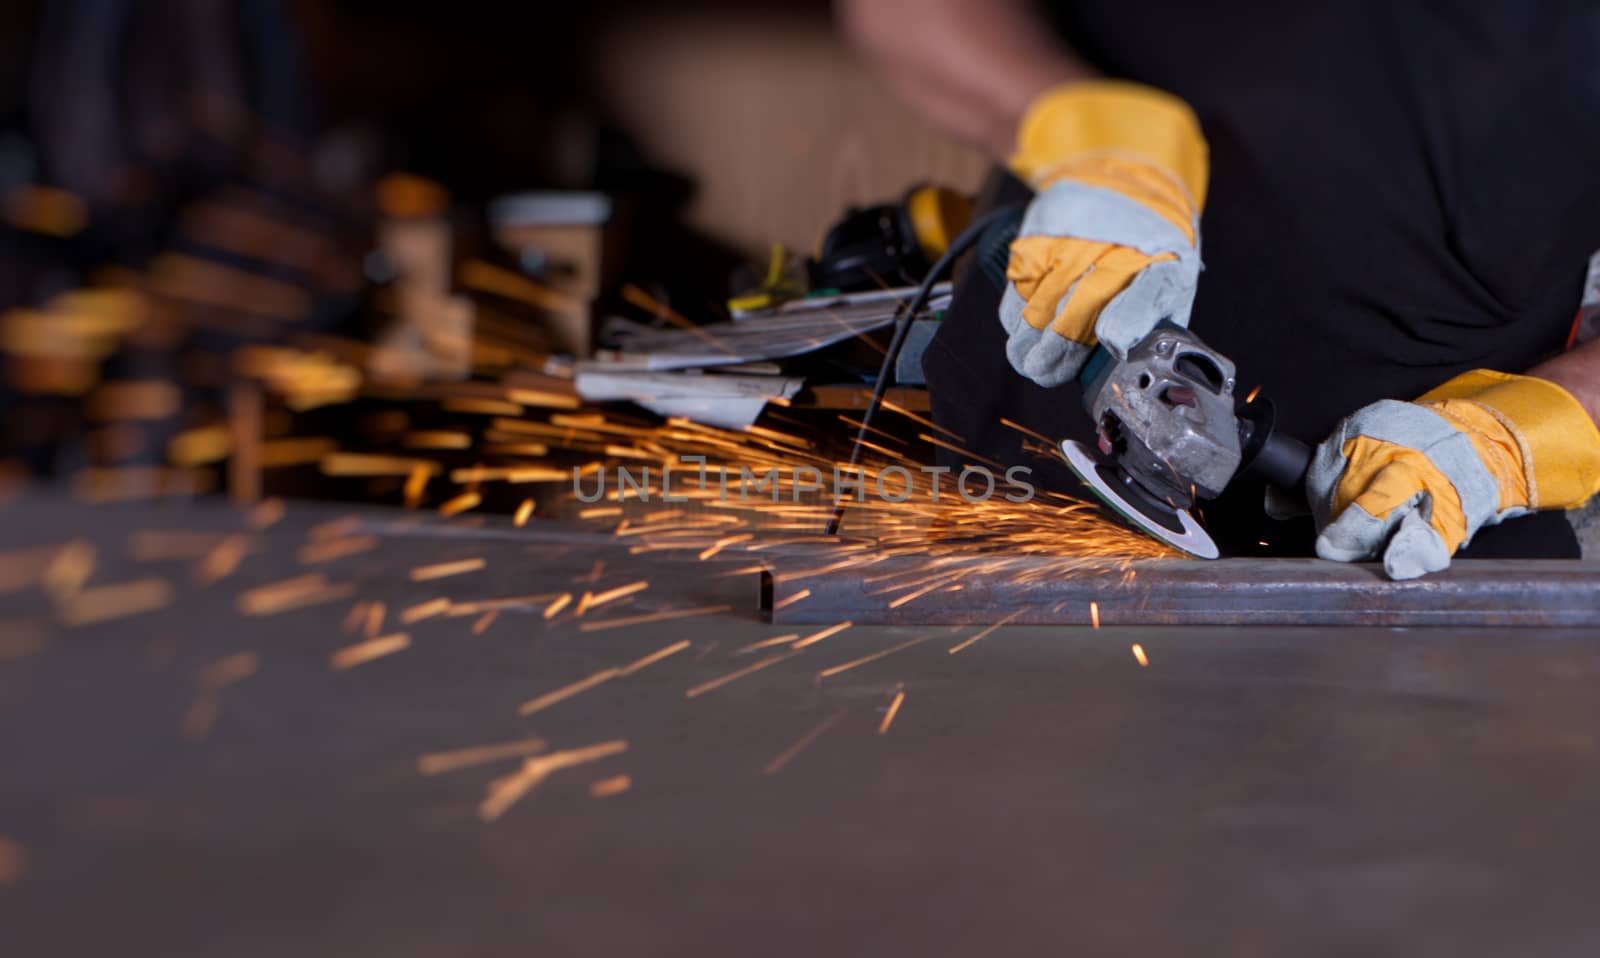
[1252, 431, 1312, 495]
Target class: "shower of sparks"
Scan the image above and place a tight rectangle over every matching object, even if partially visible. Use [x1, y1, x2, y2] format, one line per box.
[409, 558, 487, 581]
[589, 774, 632, 798]
[763, 707, 848, 776]
[1131, 643, 1149, 667]
[0, 218, 1191, 839]
[329, 632, 411, 670]
[817, 636, 929, 679]
[878, 690, 906, 734]
[947, 611, 1021, 655]
[478, 740, 629, 822]
[417, 736, 548, 776]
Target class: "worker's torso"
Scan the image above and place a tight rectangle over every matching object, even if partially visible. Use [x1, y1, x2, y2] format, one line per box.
[1049, 0, 1600, 439]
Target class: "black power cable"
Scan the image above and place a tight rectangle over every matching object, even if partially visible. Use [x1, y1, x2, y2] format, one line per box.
[825, 205, 1023, 535]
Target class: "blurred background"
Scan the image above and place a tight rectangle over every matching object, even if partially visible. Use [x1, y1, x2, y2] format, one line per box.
[0, 0, 995, 508]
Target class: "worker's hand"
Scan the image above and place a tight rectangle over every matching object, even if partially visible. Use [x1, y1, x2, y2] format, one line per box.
[1307, 370, 1600, 579]
[1001, 81, 1208, 386]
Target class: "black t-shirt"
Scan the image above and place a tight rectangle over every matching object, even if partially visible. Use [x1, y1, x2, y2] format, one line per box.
[926, 0, 1599, 556]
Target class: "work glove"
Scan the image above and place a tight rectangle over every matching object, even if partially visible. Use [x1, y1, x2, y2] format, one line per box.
[1001, 81, 1208, 387]
[1307, 370, 1600, 579]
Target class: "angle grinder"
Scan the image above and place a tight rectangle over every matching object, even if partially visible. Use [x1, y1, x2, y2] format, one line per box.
[975, 209, 1313, 558]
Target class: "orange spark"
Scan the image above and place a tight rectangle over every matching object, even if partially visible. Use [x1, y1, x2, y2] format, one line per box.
[542, 593, 572, 620]
[620, 639, 691, 675]
[589, 774, 632, 798]
[579, 604, 732, 633]
[438, 491, 481, 517]
[947, 611, 1021, 655]
[329, 633, 410, 670]
[478, 740, 629, 822]
[1245, 384, 1263, 404]
[879, 690, 906, 734]
[734, 633, 800, 654]
[685, 649, 801, 698]
[471, 610, 499, 635]
[179, 693, 222, 742]
[0, 836, 25, 884]
[505, 387, 580, 410]
[1090, 601, 1101, 629]
[517, 668, 621, 716]
[248, 497, 286, 530]
[585, 580, 648, 611]
[196, 651, 259, 689]
[307, 516, 361, 541]
[771, 588, 811, 611]
[297, 535, 379, 565]
[58, 577, 174, 627]
[365, 601, 386, 638]
[403, 464, 430, 509]
[400, 597, 452, 624]
[763, 707, 848, 775]
[1131, 643, 1149, 667]
[790, 620, 853, 650]
[417, 736, 548, 775]
[513, 499, 535, 527]
[817, 636, 929, 679]
[409, 557, 487, 581]
[42, 540, 96, 599]
[238, 574, 355, 616]
[578, 506, 622, 520]
[195, 534, 248, 584]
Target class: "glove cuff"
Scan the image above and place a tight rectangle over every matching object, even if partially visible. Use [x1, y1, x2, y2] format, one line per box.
[1011, 80, 1208, 211]
[1418, 369, 1600, 509]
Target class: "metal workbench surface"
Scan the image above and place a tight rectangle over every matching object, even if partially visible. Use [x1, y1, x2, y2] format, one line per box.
[3, 495, 1600, 956]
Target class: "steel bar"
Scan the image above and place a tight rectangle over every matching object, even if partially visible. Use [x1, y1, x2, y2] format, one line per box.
[762, 557, 1600, 627]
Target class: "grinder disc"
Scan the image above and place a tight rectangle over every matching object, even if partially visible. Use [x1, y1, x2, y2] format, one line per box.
[1058, 439, 1220, 559]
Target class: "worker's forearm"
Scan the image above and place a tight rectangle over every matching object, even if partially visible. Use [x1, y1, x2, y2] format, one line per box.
[836, 0, 1097, 158]
[1530, 337, 1600, 430]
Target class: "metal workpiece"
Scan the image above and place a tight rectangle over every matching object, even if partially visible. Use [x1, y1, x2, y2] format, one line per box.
[762, 557, 1600, 627]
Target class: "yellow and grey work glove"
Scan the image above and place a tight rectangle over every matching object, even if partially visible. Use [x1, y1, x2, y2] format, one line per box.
[1307, 370, 1600, 580]
[1002, 81, 1208, 386]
